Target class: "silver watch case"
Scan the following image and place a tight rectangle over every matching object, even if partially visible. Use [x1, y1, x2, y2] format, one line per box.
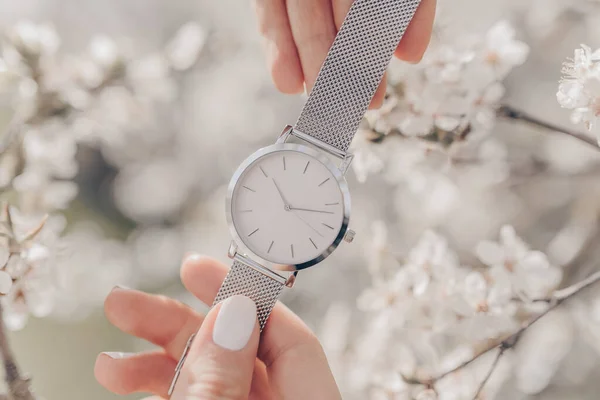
[225, 142, 351, 272]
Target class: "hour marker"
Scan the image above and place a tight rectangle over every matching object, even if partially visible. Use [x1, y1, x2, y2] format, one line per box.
[309, 238, 318, 249]
[240, 209, 253, 213]
[318, 178, 330, 187]
[243, 185, 256, 192]
[291, 244, 294, 258]
[322, 223, 335, 230]
[259, 166, 268, 178]
[248, 228, 259, 237]
[303, 161, 310, 174]
[283, 156, 286, 171]
[325, 202, 339, 206]
[268, 240, 274, 253]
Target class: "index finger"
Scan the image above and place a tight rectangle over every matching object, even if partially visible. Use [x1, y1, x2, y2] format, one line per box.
[394, 0, 437, 62]
[181, 256, 342, 400]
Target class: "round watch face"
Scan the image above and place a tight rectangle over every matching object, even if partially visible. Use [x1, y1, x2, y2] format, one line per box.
[228, 145, 349, 268]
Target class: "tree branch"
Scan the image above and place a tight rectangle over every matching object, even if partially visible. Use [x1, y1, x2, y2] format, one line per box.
[554, 269, 600, 300]
[497, 105, 598, 150]
[404, 269, 600, 390]
[471, 346, 506, 400]
[0, 303, 35, 400]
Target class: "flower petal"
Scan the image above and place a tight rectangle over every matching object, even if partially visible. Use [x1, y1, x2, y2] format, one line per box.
[475, 240, 504, 266]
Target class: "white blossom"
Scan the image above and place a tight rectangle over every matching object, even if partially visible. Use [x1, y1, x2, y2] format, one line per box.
[7, 21, 60, 57]
[0, 206, 63, 329]
[88, 35, 120, 70]
[350, 223, 568, 398]
[360, 20, 529, 146]
[557, 44, 600, 139]
[166, 22, 206, 71]
[476, 225, 563, 300]
[0, 20, 204, 331]
[452, 268, 514, 317]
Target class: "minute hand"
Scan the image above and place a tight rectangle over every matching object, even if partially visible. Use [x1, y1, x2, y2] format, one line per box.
[288, 207, 334, 214]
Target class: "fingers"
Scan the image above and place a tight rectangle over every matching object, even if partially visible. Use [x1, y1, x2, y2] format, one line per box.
[171, 295, 260, 400]
[331, 0, 354, 28]
[182, 256, 341, 400]
[180, 254, 229, 304]
[370, 73, 387, 109]
[394, 0, 437, 62]
[253, 0, 304, 93]
[256, 0, 436, 111]
[94, 351, 176, 397]
[104, 286, 203, 359]
[286, 0, 337, 92]
[259, 304, 341, 400]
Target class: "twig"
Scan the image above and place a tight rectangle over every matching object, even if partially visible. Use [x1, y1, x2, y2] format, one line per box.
[366, 104, 598, 151]
[471, 346, 506, 400]
[0, 303, 35, 400]
[404, 269, 600, 389]
[554, 269, 600, 300]
[497, 105, 598, 150]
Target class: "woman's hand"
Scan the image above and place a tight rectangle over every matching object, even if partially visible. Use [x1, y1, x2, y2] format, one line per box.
[94, 254, 341, 400]
[254, 0, 437, 108]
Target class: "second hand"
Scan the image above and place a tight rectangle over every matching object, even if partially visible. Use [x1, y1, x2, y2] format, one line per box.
[292, 211, 323, 237]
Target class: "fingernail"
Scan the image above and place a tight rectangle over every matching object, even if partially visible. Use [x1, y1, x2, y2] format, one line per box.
[212, 295, 257, 351]
[101, 352, 134, 359]
[111, 285, 129, 291]
[406, 57, 424, 64]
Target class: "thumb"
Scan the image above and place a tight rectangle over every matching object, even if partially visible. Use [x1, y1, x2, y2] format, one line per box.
[171, 295, 259, 400]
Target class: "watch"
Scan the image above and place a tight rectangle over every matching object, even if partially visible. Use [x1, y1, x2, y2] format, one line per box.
[169, 0, 422, 394]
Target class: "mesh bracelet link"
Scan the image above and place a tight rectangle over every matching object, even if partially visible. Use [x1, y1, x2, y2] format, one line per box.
[295, 0, 422, 152]
[212, 260, 285, 331]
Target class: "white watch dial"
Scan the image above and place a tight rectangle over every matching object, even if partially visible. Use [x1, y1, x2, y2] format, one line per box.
[231, 149, 345, 265]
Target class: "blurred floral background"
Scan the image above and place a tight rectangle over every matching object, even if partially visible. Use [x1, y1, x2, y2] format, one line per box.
[1, 0, 600, 399]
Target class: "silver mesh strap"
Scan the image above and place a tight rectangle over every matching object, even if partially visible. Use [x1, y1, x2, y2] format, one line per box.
[168, 260, 284, 396]
[212, 260, 284, 331]
[295, 0, 422, 152]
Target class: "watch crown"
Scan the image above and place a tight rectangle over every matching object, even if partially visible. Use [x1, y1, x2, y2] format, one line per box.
[343, 230, 355, 243]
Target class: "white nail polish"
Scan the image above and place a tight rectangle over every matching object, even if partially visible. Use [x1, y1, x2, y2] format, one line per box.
[102, 352, 134, 359]
[212, 295, 257, 351]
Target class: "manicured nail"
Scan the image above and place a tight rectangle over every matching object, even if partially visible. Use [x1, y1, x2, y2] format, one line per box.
[111, 285, 130, 291]
[101, 352, 134, 359]
[212, 295, 257, 351]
